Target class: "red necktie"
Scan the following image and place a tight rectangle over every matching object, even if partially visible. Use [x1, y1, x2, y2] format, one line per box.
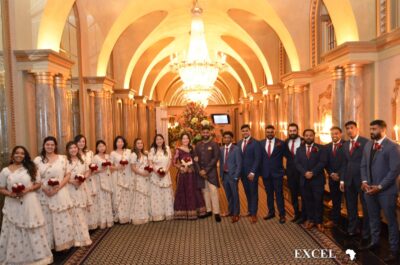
[306, 145, 311, 159]
[242, 139, 248, 152]
[223, 147, 229, 171]
[349, 140, 355, 155]
[332, 143, 338, 157]
[290, 140, 295, 157]
[267, 140, 272, 157]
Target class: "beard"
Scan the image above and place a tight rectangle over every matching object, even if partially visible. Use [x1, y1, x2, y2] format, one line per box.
[202, 135, 209, 141]
[370, 132, 382, 140]
[289, 133, 298, 139]
[266, 135, 274, 140]
[305, 139, 314, 145]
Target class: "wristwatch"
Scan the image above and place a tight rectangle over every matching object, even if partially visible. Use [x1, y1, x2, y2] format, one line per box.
[377, 184, 383, 190]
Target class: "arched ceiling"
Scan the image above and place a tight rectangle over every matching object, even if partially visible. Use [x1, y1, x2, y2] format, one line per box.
[33, 0, 366, 105]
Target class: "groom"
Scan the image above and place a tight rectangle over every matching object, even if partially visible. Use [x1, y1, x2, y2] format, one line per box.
[195, 126, 221, 222]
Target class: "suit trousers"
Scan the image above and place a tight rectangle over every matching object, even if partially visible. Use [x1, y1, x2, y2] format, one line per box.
[287, 171, 306, 218]
[364, 193, 399, 251]
[263, 175, 285, 217]
[328, 179, 342, 224]
[302, 180, 324, 224]
[241, 175, 259, 216]
[222, 174, 240, 216]
[202, 180, 220, 214]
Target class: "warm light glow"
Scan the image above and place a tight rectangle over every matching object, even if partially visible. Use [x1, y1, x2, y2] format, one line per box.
[184, 89, 210, 107]
[315, 115, 333, 144]
[394, 125, 399, 142]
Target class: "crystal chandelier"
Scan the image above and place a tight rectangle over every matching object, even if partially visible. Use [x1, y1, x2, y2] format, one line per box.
[170, 1, 226, 91]
[184, 89, 210, 107]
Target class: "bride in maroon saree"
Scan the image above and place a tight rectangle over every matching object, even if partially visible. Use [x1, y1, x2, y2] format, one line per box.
[173, 133, 206, 220]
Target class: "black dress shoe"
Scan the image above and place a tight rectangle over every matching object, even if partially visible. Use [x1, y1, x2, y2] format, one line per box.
[279, 216, 286, 224]
[263, 214, 275, 220]
[214, 214, 221, 223]
[291, 215, 300, 222]
[383, 251, 398, 262]
[359, 242, 379, 251]
[295, 217, 305, 224]
[205, 211, 212, 218]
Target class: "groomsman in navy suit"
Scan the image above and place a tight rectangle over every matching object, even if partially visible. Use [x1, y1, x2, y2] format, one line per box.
[260, 125, 286, 224]
[284, 123, 306, 223]
[295, 129, 326, 232]
[219, 131, 242, 223]
[339, 121, 370, 241]
[360, 120, 400, 262]
[237, 124, 261, 224]
[323, 126, 345, 229]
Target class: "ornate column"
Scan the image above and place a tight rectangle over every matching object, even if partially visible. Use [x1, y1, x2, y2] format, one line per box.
[242, 98, 250, 125]
[67, 87, 80, 137]
[268, 94, 277, 128]
[287, 85, 295, 123]
[0, 71, 10, 168]
[105, 90, 114, 147]
[156, 103, 169, 145]
[331, 67, 345, 128]
[293, 85, 305, 132]
[93, 90, 106, 142]
[303, 85, 311, 129]
[147, 100, 157, 144]
[344, 64, 363, 126]
[54, 75, 72, 153]
[136, 96, 148, 148]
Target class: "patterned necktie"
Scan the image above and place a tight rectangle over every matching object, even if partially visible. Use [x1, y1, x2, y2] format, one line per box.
[306, 145, 311, 159]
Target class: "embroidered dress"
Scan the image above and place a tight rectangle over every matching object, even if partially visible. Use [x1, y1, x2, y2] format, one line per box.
[34, 155, 74, 251]
[148, 147, 174, 221]
[91, 154, 114, 229]
[82, 150, 98, 230]
[110, 149, 132, 224]
[130, 152, 150, 224]
[66, 159, 92, 247]
[0, 167, 53, 265]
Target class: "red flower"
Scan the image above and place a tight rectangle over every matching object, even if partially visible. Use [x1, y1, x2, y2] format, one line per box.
[275, 141, 282, 147]
[374, 143, 382, 151]
[144, 165, 153, 173]
[102, 161, 112, 167]
[48, 178, 60, 187]
[312, 146, 319, 153]
[74, 175, 85, 183]
[89, 163, 98, 171]
[157, 168, 166, 177]
[183, 157, 192, 163]
[12, 183, 25, 193]
[354, 142, 361, 148]
[119, 159, 129, 166]
[336, 142, 343, 148]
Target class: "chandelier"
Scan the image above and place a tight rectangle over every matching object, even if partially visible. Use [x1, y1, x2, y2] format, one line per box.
[169, 1, 226, 91]
[184, 88, 210, 107]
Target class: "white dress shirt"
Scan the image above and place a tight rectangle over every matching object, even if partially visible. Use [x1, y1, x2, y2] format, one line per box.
[265, 138, 275, 154]
[288, 137, 301, 155]
[241, 136, 251, 151]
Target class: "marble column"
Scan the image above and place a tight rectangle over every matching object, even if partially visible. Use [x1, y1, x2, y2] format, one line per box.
[94, 91, 106, 142]
[287, 85, 295, 123]
[68, 88, 80, 137]
[106, 91, 114, 147]
[344, 64, 363, 126]
[268, 94, 277, 128]
[54, 75, 72, 153]
[250, 100, 261, 139]
[136, 98, 148, 148]
[293, 85, 305, 132]
[147, 101, 156, 144]
[303, 85, 311, 129]
[242, 99, 250, 125]
[0, 71, 10, 168]
[332, 67, 345, 128]
[34, 72, 57, 153]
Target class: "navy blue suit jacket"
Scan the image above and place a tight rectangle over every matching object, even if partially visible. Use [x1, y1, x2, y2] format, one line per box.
[340, 136, 368, 186]
[283, 137, 304, 176]
[237, 138, 261, 177]
[324, 140, 345, 177]
[219, 144, 242, 181]
[295, 143, 326, 186]
[260, 138, 285, 178]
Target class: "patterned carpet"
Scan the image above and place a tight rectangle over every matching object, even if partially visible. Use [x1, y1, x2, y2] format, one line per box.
[60, 169, 355, 265]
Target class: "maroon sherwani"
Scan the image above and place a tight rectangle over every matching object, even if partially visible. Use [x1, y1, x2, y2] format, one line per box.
[194, 139, 220, 188]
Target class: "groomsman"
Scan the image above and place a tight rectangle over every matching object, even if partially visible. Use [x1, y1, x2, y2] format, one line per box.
[195, 126, 221, 222]
[284, 123, 306, 223]
[260, 125, 286, 224]
[339, 121, 370, 240]
[295, 129, 326, 232]
[238, 124, 261, 224]
[219, 131, 242, 223]
[360, 120, 400, 262]
[323, 126, 345, 228]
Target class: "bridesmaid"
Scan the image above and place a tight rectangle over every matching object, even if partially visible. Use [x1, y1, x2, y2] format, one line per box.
[130, 138, 151, 225]
[92, 140, 114, 229]
[148, 134, 174, 221]
[173, 133, 207, 220]
[0, 146, 53, 264]
[75, 134, 98, 230]
[110, 136, 132, 224]
[34, 136, 75, 251]
[65, 141, 92, 247]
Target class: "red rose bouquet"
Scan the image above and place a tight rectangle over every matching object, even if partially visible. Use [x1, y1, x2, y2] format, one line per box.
[89, 163, 98, 171]
[119, 159, 129, 166]
[12, 182, 25, 193]
[74, 174, 86, 183]
[102, 161, 112, 167]
[48, 177, 60, 187]
[144, 165, 153, 173]
[157, 168, 166, 177]
[181, 157, 193, 168]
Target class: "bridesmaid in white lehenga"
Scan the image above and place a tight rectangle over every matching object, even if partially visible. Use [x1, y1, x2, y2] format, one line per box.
[130, 138, 151, 224]
[0, 146, 53, 265]
[110, 136, 132, 224]
[34, 136, 75, 251]
[75, 134, 98, 230]
[92, 140, 114, 229]
[65, 141, 92, 247]
[148, 134, 174, 221]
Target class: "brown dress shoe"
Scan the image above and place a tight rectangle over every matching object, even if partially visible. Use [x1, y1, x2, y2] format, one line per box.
[324, 220, 336, 228]
[305, 221, 315, 230]
[250, 215, 257, 224]
[231, 216, 239, 223]
[317, 224, 325, 232]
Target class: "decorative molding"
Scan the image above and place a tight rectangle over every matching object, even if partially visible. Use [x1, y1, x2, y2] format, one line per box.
[83, 76, 115, 92]
[281, 71, 312, 87]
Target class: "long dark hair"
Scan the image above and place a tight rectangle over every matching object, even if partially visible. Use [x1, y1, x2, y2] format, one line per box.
[113, 136, 127, 150]
[132, 138, 145, 161]
[10, 146, 37, 182]
[40, 136, 58, 163]
[151, 134, 167, 156]
[66, 141, 84, 164]
[180, 132, 193, 153]
[95, 140, 107, 154]
[74, 134, 88, 153]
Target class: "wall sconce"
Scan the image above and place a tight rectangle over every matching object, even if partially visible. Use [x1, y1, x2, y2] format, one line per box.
[249, 95, 254, 101]
[314, 115, 333, 143]
[143, 96, 147, 104]
[128, 91, 135, 100]
[262, 89, 269, 96]
[279, 121, 288, 137]
[260, 121, 265, 129]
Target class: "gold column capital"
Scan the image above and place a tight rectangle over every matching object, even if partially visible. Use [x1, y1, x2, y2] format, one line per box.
[332, 66, 345, 80]
[34, 72, 54, 85]
[54, 75, 67, 88]
[344, 63, 363, 77]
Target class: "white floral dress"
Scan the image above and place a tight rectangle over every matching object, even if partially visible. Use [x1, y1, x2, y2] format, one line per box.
[34, 155, 75, 251]
[0, 167, 53, 265]
[82, 150, 98, 229]
[148, 147, 174, 221]
[92, 154, 114, 229]
[110, 149, 132, 224]
[130, 152, 150, 224]
[66, 159, 92, 247]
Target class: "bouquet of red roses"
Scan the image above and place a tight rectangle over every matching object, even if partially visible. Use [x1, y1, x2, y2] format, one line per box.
[102, 161, 112, 167]
[12, 182, 25, 193]
[157, 168, 166, 177]
[119, 159, 129, 166]
[74, 174, 86, 183]
[144, 165, 153, 173]
[89, 163, 98, 171]
[181, 157, 193, 168]
[48, 177, 60, 187]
